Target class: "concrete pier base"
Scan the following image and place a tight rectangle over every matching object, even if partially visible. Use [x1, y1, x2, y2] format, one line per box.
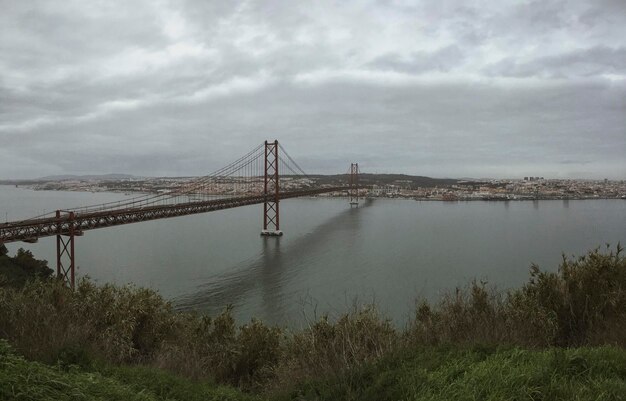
[261, 230, 283, 236]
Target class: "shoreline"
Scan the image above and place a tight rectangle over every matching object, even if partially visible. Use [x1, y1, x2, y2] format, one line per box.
[2, 184, 624, 202]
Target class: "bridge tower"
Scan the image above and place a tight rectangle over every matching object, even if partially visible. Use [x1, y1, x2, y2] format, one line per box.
[349, 162, 359, 207]
[261, 140, 283, 236]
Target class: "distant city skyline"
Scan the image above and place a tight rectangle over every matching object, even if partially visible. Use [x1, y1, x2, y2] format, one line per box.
[0, 171, 626, 184]
[1, 0, 625, 179]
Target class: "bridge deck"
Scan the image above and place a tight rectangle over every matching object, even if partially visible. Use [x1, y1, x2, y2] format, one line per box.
[0, 186, 346, 244]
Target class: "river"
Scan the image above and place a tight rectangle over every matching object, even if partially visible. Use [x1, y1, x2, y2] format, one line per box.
[1, 185, 624, 326]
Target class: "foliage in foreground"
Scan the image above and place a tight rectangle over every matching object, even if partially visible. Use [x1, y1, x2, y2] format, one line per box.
[0, 244, 624, 396]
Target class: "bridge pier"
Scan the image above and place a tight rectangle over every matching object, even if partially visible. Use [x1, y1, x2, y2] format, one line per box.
[349, 162, 359, 207]
[261, 140, 283, 236]
[260, 229, 283, 236]
[56, 210, 79, 289]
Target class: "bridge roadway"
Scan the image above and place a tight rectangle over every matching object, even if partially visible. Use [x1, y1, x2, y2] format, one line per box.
[0, 186, 347, 244]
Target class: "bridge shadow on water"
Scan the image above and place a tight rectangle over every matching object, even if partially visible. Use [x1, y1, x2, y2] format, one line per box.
[173, 198, 373, 322]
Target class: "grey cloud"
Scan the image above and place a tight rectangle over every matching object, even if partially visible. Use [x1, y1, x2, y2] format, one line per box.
[0, 2, 169, 79]
[1, 0, 625, 180]
[486, 46, 626, 78]
[367, 46, 465, 74]
[579, 0, 626, 26]
[560, 160, 593, 165]
[512, 0, 572, 32]
[4, 78, 624, 179]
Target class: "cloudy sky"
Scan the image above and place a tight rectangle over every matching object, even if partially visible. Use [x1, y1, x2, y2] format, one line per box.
[1, 0, 625, 179]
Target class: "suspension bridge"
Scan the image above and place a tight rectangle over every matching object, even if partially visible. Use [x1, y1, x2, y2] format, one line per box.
[0, 140, 361, 288]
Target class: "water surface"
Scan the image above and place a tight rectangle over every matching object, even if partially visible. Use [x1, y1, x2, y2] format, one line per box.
[2, 185, 624, 326]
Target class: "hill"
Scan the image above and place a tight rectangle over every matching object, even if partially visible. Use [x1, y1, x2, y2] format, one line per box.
[37, 173, 137, 181]
[305, 173, 458, 187]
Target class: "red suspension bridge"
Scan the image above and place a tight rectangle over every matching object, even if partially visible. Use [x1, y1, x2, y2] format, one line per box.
[0, 141, 360, 288]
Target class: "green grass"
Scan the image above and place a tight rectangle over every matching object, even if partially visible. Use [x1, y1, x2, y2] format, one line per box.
[281, 346, 626, 401]
[2, 339, 625, 401]
[0, 340, 256, 401]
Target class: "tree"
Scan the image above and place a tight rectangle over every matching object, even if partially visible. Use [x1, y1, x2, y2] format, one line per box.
[0, 247, 53, 287]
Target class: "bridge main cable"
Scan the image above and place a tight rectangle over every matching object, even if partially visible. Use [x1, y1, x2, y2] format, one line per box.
[10, 143, 266, 223]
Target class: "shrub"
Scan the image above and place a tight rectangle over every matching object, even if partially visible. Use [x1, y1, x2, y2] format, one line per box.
[155, 310, 282, 388]
[273, 305, 398, 391]
[515, 244, 626, 346]
[408, 244, 626, 348]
